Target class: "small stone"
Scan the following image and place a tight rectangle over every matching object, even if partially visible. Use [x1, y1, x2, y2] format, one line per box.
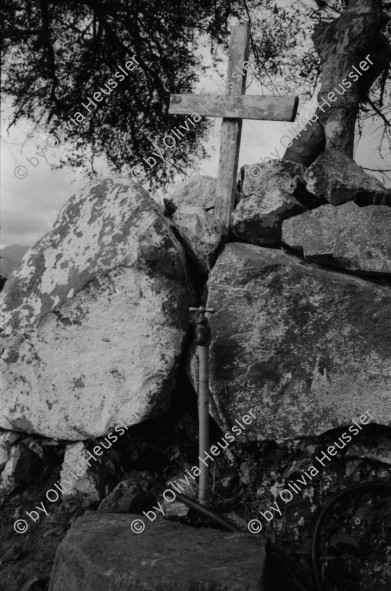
[59, 443, 100, 504]
[59, 441, 118, 505]
[225, 511, 248, 531]
[98, 476, 154, 514]
[162, 499, 189, 519]
[161, 474, 197, 518]
[0, 443, 41, 496]
[0, 431, 21, 472]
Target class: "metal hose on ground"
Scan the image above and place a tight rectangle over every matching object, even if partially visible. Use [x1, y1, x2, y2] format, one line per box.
[150, 476, 241, 532]
[311, 480, 391, 591]
[174, 489, 242, 532]
[153, 477, 391, 590]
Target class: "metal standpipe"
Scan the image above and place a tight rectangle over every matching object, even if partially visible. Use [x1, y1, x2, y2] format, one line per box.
[189, 305, 216, 507]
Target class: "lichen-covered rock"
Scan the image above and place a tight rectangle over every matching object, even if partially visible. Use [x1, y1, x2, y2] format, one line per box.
[304, 149, 391, 206]
[166, 175, 221, 274]
[0, 179, 193, 440]
[201, 243, 391, 440]
[238, 161, 313, 203]
[49, 512, 268, 591]
[282, 202, 391, 276]
[232, 161, 319, 247]
[1, 179, 190, 332]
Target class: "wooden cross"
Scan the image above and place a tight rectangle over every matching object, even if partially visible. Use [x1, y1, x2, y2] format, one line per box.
[169, 23, 299, 237]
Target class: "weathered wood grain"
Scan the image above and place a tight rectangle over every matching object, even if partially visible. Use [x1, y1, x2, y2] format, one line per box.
[215, 24, 250, 236]
[169, 94, 299, 122]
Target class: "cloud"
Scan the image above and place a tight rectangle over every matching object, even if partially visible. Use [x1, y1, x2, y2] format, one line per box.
[1, 107, 88, 247]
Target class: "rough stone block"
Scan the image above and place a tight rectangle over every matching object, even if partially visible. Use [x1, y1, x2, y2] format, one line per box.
[167, 175, 222, 274]
[304, 149, 391, 206]
[232, 161, 318, 247]
[49, 512, 269, 591]
[282, 201, 391, 276]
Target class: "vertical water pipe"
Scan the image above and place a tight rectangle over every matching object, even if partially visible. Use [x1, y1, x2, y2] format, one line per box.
[190, 305, 215, 506]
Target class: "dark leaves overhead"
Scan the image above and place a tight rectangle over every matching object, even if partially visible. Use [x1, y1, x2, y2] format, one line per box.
[1, 0, 222, 184]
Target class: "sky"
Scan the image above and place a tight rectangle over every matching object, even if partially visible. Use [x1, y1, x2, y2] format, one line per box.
[1, 21, 390, 248]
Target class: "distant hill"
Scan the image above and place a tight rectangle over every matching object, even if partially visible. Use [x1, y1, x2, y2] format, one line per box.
[0, 244, 29, 278]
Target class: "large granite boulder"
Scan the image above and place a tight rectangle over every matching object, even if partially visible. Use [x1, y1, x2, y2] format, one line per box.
[166, 175, 222, 274]
[49, 512, 269, 591]
[304, 149, 391, 206]
[199, 243, 391, 440]
[282, 201, 391, 276]
[232, 160, 320, 247]
[0, 179, 193, 440]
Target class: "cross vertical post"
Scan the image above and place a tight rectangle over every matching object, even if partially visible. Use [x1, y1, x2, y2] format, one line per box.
[215, 23, 250, 237]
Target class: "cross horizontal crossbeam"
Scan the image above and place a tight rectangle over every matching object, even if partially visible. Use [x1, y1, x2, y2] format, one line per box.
[170, 94, 299, 122]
